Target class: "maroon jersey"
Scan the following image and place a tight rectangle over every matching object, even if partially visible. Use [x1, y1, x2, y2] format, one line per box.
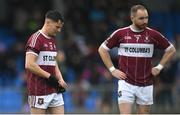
[102, 26, 172, 86]
[26, 30, 58, 95]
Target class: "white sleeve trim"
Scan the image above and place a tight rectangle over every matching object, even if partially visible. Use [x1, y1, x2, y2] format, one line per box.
[165, 44, 174, 52]
[26, 51, 38, 56]
[101, 43, 110, 51]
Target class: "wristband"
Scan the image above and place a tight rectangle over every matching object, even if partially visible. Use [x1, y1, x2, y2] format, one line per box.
[155, 64, 164, 71]
[109, 66, 115, 72]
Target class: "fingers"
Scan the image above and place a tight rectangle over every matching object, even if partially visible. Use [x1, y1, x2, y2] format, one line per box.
[58, 80, 68, 88]
[111, 69, 127, 80]
[151, 67, 160, 76]
[119, 71, 127, 79]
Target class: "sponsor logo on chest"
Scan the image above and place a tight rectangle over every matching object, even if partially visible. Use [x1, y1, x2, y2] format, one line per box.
[36, 51, 57, 66]
[125, 35, 150, 43]
[118, 43, 154, 57]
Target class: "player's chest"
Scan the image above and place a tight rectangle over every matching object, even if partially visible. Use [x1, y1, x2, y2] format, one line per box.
[41, 41, 57, 51]
[122, 34, 152, 44]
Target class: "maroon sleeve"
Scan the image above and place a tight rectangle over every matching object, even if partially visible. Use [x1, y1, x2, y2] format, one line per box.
[152, 30, 171, 50]
[103, 29, 122, 49]
[25, 32, 42, 54]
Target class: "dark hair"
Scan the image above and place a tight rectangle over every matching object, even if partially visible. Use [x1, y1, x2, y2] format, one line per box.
[130, 5, 147, 17]
[45, 10, 64, 22]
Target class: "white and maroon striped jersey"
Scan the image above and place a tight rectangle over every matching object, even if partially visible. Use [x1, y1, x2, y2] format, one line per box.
[102, 26, 172, 86]
[26, 30, 57, 95]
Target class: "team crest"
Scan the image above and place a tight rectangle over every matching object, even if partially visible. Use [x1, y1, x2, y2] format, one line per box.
[118, 91, 122, 97]
[44, 43, 48, 48]
[53, 45, 56, 49]
[37, 98, 44, 105]
[144, 36, 150, 43]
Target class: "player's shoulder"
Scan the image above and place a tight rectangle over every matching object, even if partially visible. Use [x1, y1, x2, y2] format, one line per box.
[28, 30, 42, 41]
[110, 26, 130, 37]
[146, 27, 165, 37]
[146, 27, 160, 34]
[31, 30, 41, 38]
[114, 26, 130, 32]
[27, 30, 42, 44]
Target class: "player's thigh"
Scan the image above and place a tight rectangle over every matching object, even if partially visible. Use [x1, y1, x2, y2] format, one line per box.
[118, 80, 135, 114]
[136, 85, 153, 105]
[30, 107, 46, 114]
[118, 80, 135, 103]
[136, 104, 151, 114]
[47, 93, 64, 114]
[119, 102, 133, 114]
[48, 105, 64, 114]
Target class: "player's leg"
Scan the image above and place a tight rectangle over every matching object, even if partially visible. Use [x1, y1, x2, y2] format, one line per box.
[136, 104, 150, 114]
[136, 85, 153, 114]
[30, 107, 46, 114]
[48, 105, 64, 114]
[119, 102, 133, 114]
[118, 80, 135, 114]
[48, 93, 64, 114]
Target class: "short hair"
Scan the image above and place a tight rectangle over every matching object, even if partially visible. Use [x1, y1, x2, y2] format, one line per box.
[130, 5, 147, 17]
[45, 10, 64, 22]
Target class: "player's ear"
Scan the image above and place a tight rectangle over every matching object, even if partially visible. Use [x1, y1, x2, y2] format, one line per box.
[130, 15, 134, 22]
[45, 19, 51, 25]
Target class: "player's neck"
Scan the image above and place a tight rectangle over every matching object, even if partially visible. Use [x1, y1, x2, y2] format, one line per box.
[40, 28, 51, 39]
[130, 24, 144, 32]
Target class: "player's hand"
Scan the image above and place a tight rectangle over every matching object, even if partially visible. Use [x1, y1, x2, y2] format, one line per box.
[58, 79, 68, 89]
[111, 69, 127, 80]
[48, 75, 59, 87]
[48, 75, 67, 93]
[57, 79, 68, 93]
[151, 67, 161, 76]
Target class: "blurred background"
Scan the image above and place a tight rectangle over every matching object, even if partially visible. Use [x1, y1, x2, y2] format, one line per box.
[0, 0, 180, 114]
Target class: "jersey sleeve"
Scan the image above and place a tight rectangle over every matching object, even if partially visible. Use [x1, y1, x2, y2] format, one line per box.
[25, 32, 42, 55]
[101, 29, 122, 50]
[152, 30, 171, 51]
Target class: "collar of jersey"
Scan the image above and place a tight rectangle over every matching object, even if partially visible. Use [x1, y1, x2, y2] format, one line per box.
[130, 25, 144, 32]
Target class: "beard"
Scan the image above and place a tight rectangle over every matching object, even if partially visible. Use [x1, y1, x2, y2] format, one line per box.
[137, 23, 147, 29]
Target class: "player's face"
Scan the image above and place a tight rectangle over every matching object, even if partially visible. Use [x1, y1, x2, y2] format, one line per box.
[131, 9, 148, 29]
[48, 20, 64, 37]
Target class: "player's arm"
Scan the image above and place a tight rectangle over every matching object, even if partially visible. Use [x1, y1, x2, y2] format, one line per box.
[25, 52, 50, 78]
[55, 62, 68, 88]
[152, 45, 176, 76]
[98, 45, 126, 80]
[25, 51, 60, 87]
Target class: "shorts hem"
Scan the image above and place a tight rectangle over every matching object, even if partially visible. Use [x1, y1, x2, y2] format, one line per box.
[118, 99, 134, 104]
[49, 103, 64, 108]
[136, 102, 153, 105]
[30, 105, 47, 109]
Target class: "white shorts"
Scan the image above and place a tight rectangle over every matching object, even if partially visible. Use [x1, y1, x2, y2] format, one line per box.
[28, 93, 64, 109]
[118, 80, 153, 105]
